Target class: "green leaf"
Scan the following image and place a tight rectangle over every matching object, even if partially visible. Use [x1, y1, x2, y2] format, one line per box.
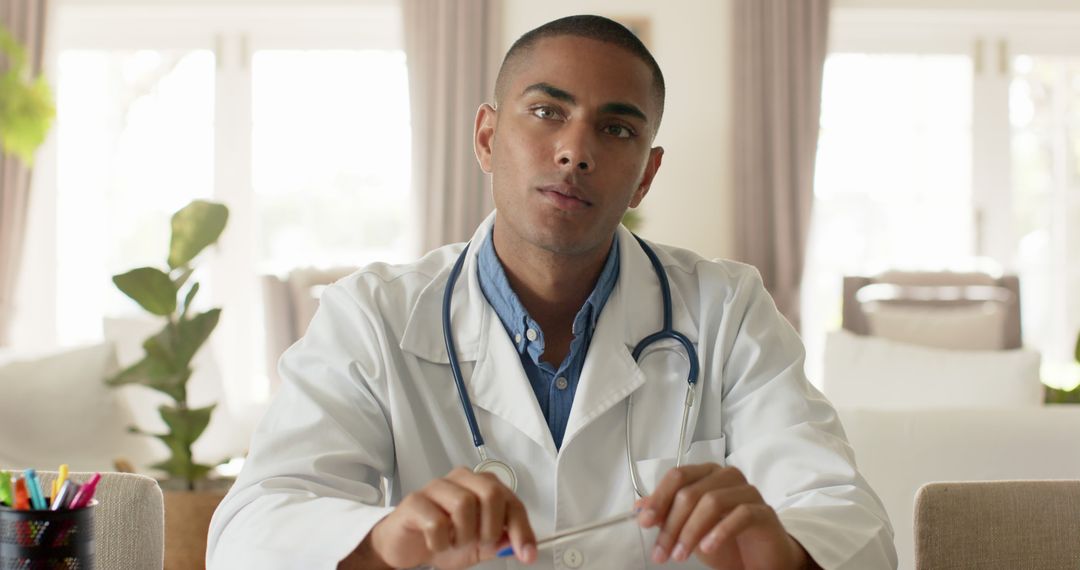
[174, 308, 221, 366]
[168, 201, 228, 269]
[1075, 330, 1080, 364]
[152, 404, 216, 483]
[160, 404, 216, 447]
[0, 27, 55, 164]
[113, 267, 177, 316]
[180, 282, 200, 319]
[172, 267, 194, 289]
[105, 354, 189, 402]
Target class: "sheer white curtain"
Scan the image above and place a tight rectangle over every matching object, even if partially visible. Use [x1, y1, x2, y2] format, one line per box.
[402, 0, 501, 252]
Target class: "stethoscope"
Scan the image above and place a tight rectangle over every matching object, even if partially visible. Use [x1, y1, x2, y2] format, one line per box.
[442, 235, 700, 497]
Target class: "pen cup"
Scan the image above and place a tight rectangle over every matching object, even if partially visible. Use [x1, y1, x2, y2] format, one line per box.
[0, 500, 96, 570]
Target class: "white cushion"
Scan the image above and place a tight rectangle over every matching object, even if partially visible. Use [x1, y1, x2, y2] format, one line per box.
[823, 330, 1042, 409]
[840, 407, 1080, 570]
[0, 342, 158, 471]
[864, 301, 1007, 350]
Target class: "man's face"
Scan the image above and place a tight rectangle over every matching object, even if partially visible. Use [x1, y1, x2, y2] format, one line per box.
[475, 35, 663, 259]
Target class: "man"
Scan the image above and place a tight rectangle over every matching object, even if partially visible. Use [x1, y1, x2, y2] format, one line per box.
[208, 15, 896, 569]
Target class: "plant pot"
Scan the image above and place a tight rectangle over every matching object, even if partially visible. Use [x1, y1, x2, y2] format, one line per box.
[162, 479, 232, 570]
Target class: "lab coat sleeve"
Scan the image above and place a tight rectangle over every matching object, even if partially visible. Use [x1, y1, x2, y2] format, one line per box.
[207, 281, 396, 569]
[716, 266, 897, 570]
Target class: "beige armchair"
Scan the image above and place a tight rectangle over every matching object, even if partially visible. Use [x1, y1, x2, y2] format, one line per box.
[914, 480, 1080, 569]
[262, 267, 356, 389]
[34, 471, 164, 569]
[842, 271, 1022, 350]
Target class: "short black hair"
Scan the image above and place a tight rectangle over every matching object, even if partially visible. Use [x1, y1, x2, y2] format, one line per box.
[494, 15, 666, 131]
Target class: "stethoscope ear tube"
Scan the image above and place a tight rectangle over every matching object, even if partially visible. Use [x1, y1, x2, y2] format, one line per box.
[443, 242, 486, 449]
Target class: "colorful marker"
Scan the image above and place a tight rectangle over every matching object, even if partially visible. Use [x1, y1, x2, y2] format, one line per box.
[13, 477, 29, 510]
[53, 464, 69, 499]
[50, 480, 78, 511]
[24, 469, 47, 510]
[0, 471, 11, 506]
[68, 473, 101, 510]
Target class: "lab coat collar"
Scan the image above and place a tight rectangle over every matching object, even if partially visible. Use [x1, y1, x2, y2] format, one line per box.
[399, 212, 700, 457]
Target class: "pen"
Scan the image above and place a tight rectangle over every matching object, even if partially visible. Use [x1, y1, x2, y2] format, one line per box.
[68, 473, 101, 510]
[50, 480, 78, 511]
[53, 464, 69, 499]
[497, 509, 640, 558]
[24, 469, 47, 510]
[13, 477, 29, 510]
[0, 471, 11, 506]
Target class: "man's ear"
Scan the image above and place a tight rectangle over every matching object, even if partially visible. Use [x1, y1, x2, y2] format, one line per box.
[629, 146, 664, 208]
[474, 103, 497, 173]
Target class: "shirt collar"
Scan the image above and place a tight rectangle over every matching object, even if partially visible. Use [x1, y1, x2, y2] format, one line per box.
[477, 227, 620, 354]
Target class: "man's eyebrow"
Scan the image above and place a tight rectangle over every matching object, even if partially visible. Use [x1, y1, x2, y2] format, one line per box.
[521, 82, 649, 123]
[521, 82, 575, 103]
[599, 102, 647, 123]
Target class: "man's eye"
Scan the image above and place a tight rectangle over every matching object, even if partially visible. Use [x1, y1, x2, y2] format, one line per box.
[532, 107, 561, 120]
[604, 125, 634, 139]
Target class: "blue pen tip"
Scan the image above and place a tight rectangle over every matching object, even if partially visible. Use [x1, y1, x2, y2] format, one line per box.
[496, 546, 514, 558]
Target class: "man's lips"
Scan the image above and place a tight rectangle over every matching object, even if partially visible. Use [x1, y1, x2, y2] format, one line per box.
[537, 184, 592, 208]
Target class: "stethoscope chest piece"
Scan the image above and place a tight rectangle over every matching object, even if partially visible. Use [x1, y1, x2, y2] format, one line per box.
[474, 458, 517, 492]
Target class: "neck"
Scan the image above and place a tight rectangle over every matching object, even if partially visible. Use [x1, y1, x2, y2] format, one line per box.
[491, 225, 614, 332]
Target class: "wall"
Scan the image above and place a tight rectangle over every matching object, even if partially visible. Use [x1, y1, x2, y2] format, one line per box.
[834, 0, 1080, 10]
[503, 1, 735, 261]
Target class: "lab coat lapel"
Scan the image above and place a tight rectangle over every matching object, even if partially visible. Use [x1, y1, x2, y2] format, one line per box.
[561, 225, 699, 450]
[469, 311, 559, 457]
[399, 213, 558, 458]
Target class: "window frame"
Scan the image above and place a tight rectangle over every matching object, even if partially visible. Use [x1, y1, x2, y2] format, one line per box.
[29, 2, 407, 406]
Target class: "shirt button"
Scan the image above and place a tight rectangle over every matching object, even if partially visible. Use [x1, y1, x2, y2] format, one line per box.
[526, 328, 538, 341]
[562, 548, 584, 568]
[514, 333, 522, 344]
[555, 376, 569, 390]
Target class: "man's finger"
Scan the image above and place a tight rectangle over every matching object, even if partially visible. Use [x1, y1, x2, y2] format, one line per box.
[672, 485, 762, 561]
[699, 503, 770, 554]
[639, 463, 716, 529]
[405, 494, 454, 554]
[449, 470, 510, 545]
[425, 479, 479, 547]
[504, 496, 537, 564]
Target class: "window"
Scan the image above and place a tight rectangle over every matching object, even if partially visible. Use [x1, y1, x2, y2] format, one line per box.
[804, 10, 1080, 388]
[47, 4, 411, 406]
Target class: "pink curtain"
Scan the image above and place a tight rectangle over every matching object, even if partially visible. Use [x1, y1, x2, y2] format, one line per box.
[732, 0, 830, 330]
[402, 0, 501, 253]
[0, 0, 50, 346]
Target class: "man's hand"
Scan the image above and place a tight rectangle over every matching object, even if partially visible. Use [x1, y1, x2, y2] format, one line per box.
[349, 467, 537, 570]
[636, 463, 814, 570]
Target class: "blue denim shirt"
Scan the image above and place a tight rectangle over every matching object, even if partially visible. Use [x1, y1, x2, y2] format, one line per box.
[476, 229, 620, 449]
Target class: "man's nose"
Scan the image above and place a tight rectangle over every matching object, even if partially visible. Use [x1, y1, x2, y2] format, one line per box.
[554, 124, 595, 173]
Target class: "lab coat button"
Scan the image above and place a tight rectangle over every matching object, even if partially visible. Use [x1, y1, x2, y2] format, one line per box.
[562, 548, 584, 568]
[555, 376, 569, 390]
[526, 328, 538, 341]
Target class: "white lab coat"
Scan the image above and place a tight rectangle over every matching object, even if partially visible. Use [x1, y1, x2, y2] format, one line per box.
[207, 214, 896, 569]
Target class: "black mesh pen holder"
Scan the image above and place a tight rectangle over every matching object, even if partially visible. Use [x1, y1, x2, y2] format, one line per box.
[0, 501, 95, 570]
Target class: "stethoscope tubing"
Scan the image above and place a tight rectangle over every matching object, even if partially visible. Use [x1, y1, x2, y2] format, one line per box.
[443, 234, 701, 497]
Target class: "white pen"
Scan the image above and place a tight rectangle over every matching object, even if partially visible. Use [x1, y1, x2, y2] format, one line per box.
[497, 509, 640, 558]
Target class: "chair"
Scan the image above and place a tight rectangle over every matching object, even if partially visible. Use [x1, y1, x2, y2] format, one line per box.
[35, 471, 164, 570]
[262, 266, 356, 389]
[842, 271, 1022, 350]
[914, 480, 1080, 569]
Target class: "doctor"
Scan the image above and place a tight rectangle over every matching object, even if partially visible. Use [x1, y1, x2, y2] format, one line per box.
[208, 14, 896, 570]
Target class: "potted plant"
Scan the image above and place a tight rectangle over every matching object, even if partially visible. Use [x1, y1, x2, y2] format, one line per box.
[0, 23, 55, 163]
[1044, 331, 1080, 404]
[106, 199, 230, 569]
